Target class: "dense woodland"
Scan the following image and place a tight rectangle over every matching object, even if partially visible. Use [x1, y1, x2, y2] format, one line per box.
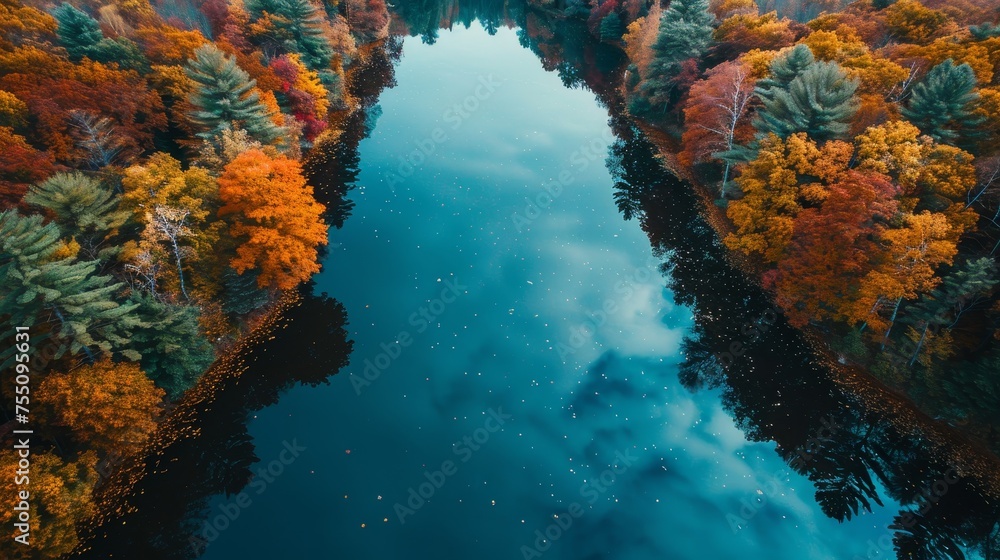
[0, 0, 388, 554]
[2, 0, 1000, 556]
[598, 0, 1000, 442]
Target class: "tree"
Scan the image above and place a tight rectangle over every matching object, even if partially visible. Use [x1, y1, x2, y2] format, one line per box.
[681, 60, 756, 196]
[344, 0, 388, 42]
[902, 257, 997, 366]
[769, 171, 899, 327]
[637, 0, 715, 111]
[901, 59, 984, 148]
[755, 44, 815, 103]
[38, 359, 164, 453]
[67, 109, 137, 170]
[245, 0, 334, 72]
[24, 172, 128, 259]
[217, 149, 327, 289]
[0, 52, 167, 163]
[884, 0, 953, 45]
[125, 292, 215, 398]
[52, 3, 147, 72]
[0, 126, 53, 209]
[600, 11, 624, 42]
[622, 1, 661, 78]
[52, 3, 103, 60]
[221, 266, 270, 314]
[712, 11, 797, 58]
[0, 211, 138, 365]
[185, 43, 285, 147]
[755, 59, 859, 141]
[121, 153, 222, 299]
[269, 53, 329, 142]
[851, 211, 959, 343]
[725, 132, 852, 261]
[0, 451, 97, 558]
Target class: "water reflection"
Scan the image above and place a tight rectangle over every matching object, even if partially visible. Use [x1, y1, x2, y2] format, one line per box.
[75, 3, 1000, 560]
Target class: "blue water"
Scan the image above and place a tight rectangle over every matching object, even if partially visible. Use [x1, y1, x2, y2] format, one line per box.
[199, 24, 903, 560]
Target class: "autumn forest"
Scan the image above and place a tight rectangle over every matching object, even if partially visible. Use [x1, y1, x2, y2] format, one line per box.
[1, 0, 999, 557]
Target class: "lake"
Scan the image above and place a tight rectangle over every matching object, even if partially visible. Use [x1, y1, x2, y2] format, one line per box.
[74, 11, 1000, 560]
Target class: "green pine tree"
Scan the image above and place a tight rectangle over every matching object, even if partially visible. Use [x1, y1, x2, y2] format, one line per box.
[53, 3, 148, 71]
[87, 37, 150, 73]
[637, 0, 715, 112]
[755, 59, 859, 141]
[221, 267, 270, 315]
[52, 3, 104, 61]
[901, 59, 985, 147]
[599, 12, 624, 42]
[902, 257, 997, 367]
[755, 44, 815, 103]
[24, 172, 129, 259]
[0, 211, 139, 367]
[246, 0, 333, 72]
[185, 44, 286, 147]
[969, 23, 1000, 40]
[931, 351, 1000, 426]
[126, 292, 215, 399]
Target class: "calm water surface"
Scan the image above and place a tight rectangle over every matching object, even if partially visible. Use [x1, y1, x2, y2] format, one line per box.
[195, 25, 908, 560]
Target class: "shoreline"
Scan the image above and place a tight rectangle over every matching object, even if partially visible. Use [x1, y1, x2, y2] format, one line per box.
[633, 118, 1000, 491]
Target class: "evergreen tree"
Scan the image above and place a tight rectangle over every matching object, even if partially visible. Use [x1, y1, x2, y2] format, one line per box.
[599, 12, 624, 42]
[52, 3, 148, 71]
[902, 258, 997, 366]
[52, 3, 103, 61]
[24, 172, 129, 259]
[0, 211, 138, 366]
[969, 23, 1000, 40]
[637, 0, 715, 111]
[126, 293, 215, 399]
[87, 37, 149, 73]
[755, 60, 859, 142]
[901, 59, 984, 148]
[246, 0, 333, 72]
[755, 44, 814, 103]
[221, 267, 270, 315]
[185, 44, 286, 147]
[938, 352, 1000, 425]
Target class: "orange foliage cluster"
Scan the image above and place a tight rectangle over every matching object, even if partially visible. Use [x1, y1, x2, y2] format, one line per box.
[636, 0, 1000, 346]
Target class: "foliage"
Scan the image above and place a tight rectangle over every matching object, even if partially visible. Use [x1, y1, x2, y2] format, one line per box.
[635, 0, 715, 112]
[900, 59, 984, 148]
[0, 126, 54, 208]
[24, 172, 129, 258]
[884, 0, 953, 45]
[0, 211, 139, 363]
[245, 0, 333, 72]
[185, 43, 286, 147]
[125, 292, 215, 398]
[217, 149, 327, 289]
[38, 358, 164, 453]
[681, 59, 757, 195]
[755, 57, 859, 141]
[0, 451, 97, 558]
[725, 133, 853, 261]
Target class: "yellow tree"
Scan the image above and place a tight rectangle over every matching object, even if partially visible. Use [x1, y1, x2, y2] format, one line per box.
[851, 211, 958, 345]
[121, 152, 223, 298]
[217, 149, 327, 289]
[0, 451, 97, 559]
[725, 133, 852, 262]
[855, 120, 979, 234]
[38, 359, 164, 454]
